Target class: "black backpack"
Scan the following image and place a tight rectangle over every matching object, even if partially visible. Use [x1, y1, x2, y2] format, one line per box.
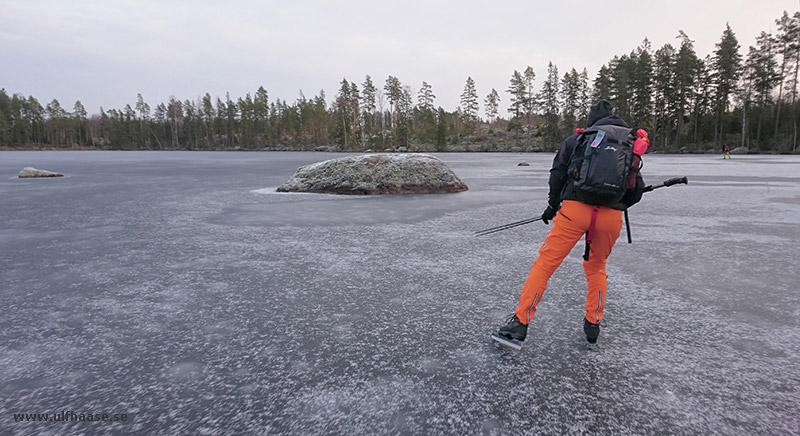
[567, 124, 635, 207]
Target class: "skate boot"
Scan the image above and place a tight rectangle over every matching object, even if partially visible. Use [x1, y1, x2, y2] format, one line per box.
[491, 314, 528, 350]
[584, 317, 601, 345]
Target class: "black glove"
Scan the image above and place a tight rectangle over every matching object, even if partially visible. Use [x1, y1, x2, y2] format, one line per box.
[542, 205, 558, 224]
[622, 176, 645, 208]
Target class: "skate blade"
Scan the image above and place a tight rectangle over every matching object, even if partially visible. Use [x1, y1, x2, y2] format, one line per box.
[490, 332, 522, 350]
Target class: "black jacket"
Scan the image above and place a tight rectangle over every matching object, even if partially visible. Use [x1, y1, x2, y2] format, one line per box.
[547, 115, 644, 211]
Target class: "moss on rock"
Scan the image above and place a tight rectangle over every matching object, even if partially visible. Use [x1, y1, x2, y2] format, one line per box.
[277, 154, 468, 195]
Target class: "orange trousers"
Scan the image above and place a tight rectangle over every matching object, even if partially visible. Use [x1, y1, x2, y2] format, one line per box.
[515, 200, 623, 325]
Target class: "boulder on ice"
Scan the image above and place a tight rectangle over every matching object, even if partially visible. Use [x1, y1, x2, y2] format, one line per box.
[18, 167, 64, 178]
[277, 153, 468, 195]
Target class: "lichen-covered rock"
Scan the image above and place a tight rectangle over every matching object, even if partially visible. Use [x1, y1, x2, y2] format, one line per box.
[277, 153, 468, 195]
[18, 167, 64, 178]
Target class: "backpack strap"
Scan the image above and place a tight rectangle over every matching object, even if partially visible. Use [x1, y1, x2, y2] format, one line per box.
[568, 130, 589, 179]
[583, 206, 601, 261]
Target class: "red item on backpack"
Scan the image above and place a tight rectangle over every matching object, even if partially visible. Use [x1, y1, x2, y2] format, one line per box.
[633, 129, 649, 155]
[626, 129, 649, 189]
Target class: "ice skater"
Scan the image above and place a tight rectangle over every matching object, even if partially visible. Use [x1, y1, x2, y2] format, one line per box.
[493, 100, 645, 349]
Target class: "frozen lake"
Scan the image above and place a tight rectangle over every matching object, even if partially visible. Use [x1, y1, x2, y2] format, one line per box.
[1, 151, 798, 435]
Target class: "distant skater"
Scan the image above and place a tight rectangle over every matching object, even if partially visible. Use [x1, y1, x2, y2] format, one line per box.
[722, 144, 731, 159]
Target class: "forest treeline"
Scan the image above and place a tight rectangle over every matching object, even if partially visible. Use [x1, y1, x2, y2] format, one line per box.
[2, 10, 800, 153]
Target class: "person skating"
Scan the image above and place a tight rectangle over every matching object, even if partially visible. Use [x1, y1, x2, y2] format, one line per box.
[494, 99, 645, 349]
[722, 144, 731, 159]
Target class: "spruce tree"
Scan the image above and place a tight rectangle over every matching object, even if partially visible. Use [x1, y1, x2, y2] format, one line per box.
[459, 76, 479, 133]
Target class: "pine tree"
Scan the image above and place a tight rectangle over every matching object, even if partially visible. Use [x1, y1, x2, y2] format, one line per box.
[484, 88, 500, 124]
[750, 31, 780, 148]
[711, 24, 742, 146]
[435, 107, 448, 151]
[787, 13, 800, 150]
[350, 82, 361, 149]
[254, 86, 269, 145]
[183, 98, 199, 149]
[653, 43, 677, 149]
[45, 98, 67, 146]
[609, 55, 634, 121]
[673, 31, 702, 148]
[522, 66, 537, 129]
[135, 93, 150, 147]
[238, 94, 254, 148]
[201, 93, 214, 148]
[395, 86, 414, 148]
[313, 91, 329, 147]
[592, 64, 613, 101]
[384, 76, 403, 143]
[506, 70, 526, 121]
[538, 62, 561, 148]
[167, 96, 183, 148]
[153, 102, 168, 146]
[416, 81, 436, 144]
[739, 46, 759, 148]
[418, 81, 435, 112]
[578, 68, 592, 125]
[690, 56, 714, 146]
[73, 100, 87, 146]
[223, 93, 237, 147]
[559, 68, 582, 134]
[0, 89, 10, 145]
[361, 75, 377, 145]
[773, 12, 799, 144]
[334, 78, 353, 148]
[630, 39, 654, 131]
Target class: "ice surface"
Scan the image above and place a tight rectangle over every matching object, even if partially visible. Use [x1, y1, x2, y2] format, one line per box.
[0, 151, 798, 435]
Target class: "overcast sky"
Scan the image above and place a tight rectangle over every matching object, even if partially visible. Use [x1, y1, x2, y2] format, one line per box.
[2, 0, 799, 116]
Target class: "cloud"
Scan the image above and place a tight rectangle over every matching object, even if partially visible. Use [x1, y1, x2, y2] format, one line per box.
[2, 0, 797, 114]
